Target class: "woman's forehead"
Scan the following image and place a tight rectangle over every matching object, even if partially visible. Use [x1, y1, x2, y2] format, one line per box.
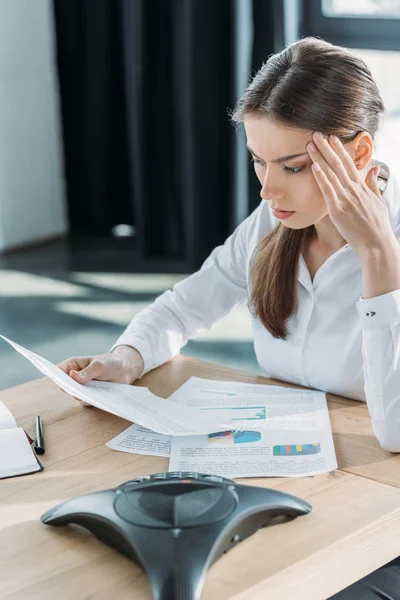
[244, 116, 311, 157]
[244, 115, 309, 138]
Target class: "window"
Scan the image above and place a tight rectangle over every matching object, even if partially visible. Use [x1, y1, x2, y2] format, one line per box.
[323, 0, 400, 18]
[302, 0, 400, 50]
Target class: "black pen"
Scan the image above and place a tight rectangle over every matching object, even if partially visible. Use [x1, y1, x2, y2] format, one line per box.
[34, 415, 45, 455]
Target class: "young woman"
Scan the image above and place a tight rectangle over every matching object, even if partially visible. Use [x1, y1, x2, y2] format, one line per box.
[59, 37, 400, 598]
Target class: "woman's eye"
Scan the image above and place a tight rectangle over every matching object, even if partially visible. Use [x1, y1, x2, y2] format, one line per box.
[283, 166, 304, 175]
[250, 158, 304, 175]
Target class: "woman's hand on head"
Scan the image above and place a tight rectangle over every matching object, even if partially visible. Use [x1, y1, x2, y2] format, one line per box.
[307, 131, 392, 259]
[57, 345, 145, 406]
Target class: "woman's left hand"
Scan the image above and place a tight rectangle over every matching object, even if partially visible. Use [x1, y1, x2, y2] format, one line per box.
[307, 131, 394, 259]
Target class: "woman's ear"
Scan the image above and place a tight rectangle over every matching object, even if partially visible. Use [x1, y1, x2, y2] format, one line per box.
[349, 131, 374, 171]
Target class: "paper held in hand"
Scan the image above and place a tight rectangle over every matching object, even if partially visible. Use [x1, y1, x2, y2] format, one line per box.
[0, 335, 233, 436]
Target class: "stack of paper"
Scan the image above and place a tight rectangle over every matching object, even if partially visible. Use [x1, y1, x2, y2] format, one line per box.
[1, 336, 338, 479]
[107, 376, 338, 478]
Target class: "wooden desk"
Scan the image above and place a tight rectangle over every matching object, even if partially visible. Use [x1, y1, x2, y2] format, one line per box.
[1, 356, 400, 600]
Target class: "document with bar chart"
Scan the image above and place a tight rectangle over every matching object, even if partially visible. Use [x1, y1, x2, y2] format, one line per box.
[168, 376, 337, 478]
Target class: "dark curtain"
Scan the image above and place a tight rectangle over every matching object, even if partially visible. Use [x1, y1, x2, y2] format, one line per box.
[53, 0, 282, 269]
[53, 0, 132, 237]
[248, 0, 284, 213]
[121, 0, 238, 265]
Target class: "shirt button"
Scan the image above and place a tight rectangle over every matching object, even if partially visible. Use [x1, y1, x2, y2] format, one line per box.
[295, 339, 302, 346]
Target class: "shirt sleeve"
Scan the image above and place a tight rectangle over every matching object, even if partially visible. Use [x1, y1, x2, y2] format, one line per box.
[356, 287, 400, 452]
[110, 201, 267, 377]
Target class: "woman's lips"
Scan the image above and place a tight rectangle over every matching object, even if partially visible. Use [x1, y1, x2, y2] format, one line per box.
[272, 208, 296, 220]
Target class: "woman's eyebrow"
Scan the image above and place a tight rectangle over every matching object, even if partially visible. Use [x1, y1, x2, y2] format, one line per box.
[246, 145, 308, 164]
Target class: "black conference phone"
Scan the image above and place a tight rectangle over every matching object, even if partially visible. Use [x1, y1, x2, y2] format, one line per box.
[41, 471, 312, 599]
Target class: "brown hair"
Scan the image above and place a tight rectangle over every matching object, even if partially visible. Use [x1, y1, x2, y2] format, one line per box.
[229, 36, 385, 339]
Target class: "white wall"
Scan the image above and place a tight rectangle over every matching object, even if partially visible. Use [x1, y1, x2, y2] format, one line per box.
[0, 0, 68, 252]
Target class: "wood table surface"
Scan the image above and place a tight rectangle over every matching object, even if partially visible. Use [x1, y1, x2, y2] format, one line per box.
[1, 355, 400, 600]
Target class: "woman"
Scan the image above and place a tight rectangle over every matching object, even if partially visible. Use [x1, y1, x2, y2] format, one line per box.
[59, 37, 400, 598]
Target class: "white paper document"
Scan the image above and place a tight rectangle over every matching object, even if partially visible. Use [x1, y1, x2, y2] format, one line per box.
[0, 336, 232, 436]
[106, 424, 172, 457]
[168, 377, 338, 478]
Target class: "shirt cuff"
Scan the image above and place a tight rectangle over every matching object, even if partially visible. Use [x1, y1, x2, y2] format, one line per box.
[356, 288, 400, 330]
[109, 335, 153, 379]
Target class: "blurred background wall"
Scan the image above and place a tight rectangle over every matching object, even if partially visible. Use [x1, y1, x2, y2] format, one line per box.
[0, 0, 67, 252]
[1, 0, 399, 390]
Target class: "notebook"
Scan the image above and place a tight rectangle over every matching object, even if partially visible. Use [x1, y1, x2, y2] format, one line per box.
[0, 401, 43, 479]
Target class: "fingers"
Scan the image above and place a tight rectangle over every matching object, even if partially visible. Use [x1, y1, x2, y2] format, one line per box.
[57, 356, 97, 383]
[76, 398, 92, 407]
[310, 162, 338, 210]
[58, 356, 91, 374]
[70, 359, 105, 384]
[307, 137, 345, 194]
[57, 356, 96, 406]
[328, 134, 360, 182]
[56, 353, 126, 407]
[56, 386, 92, 407]
[309, 132, 359, 185]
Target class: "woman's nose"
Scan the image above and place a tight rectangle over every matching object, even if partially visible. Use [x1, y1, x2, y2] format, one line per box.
[260, 175, 284, 201]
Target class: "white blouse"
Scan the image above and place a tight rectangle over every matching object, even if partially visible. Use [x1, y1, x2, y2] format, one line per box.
[111, 159, 400, 452]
